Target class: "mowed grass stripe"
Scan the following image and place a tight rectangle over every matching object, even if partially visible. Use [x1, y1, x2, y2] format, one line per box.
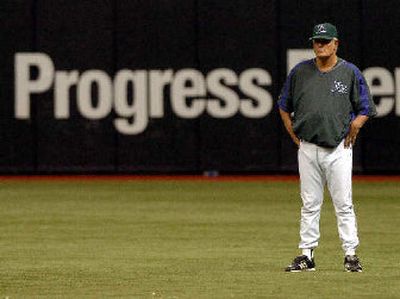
[0, 181, 399, 298]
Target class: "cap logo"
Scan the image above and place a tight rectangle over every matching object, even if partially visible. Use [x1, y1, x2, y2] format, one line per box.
[315, 24, 327, 34]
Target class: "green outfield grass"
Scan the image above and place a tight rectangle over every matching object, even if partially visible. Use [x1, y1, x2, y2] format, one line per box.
[0, 179, 399, 298]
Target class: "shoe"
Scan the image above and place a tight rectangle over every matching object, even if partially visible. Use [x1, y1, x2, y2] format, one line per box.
[285, 255, 316, 272]
[344, 255, 363, 272]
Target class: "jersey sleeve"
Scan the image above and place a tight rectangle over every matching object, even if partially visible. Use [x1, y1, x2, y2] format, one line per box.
[277, 68, 296, 113]
[350, 64, 377, 117]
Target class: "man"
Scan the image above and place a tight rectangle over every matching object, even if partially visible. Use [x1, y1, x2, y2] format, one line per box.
[278, 23, 376, 272]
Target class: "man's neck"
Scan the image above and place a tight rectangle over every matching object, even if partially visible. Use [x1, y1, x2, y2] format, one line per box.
[315, 55, 338, 72]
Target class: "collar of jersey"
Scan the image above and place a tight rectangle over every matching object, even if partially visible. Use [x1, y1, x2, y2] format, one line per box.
[313, 57, 344, 74]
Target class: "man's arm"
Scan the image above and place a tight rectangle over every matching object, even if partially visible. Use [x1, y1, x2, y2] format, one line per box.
[345, 64, 376, 148]
[279, 108, 300, 147]
[344, 115, 369, 148]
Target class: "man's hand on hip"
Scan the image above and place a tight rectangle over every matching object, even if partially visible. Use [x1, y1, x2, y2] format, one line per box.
[344, 115, 369, 148]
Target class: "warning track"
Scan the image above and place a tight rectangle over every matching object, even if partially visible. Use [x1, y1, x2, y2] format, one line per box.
[0, 175, 399, 182]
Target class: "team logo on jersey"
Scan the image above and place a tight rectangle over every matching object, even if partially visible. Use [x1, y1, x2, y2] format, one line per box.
[315, 24, 327, 34]
[331, 80, 348, 94]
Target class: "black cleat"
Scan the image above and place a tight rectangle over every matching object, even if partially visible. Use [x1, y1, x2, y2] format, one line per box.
[285, 255, 316, 272]
[344, 255, 363, 272]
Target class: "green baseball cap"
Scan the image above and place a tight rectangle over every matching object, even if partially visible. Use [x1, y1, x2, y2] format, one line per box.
[309, 23, 338, 40]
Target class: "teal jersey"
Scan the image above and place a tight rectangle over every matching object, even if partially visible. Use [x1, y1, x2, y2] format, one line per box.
[278, 58, 377, 148]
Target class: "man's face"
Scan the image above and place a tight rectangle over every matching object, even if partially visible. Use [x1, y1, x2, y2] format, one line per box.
[312, 38, 338, 58]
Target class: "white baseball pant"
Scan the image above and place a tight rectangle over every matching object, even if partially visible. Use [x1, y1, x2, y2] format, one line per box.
[298, 139, 359, 256]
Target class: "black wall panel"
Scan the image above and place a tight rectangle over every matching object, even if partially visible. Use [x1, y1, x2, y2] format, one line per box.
[34, 0, 116, 172]
[361, 0, 400, 172]
[1, 0, 399, 174]
[0, 1, 35, 172]
[116, 0, 199, 172]
[197, 0, 279, 172]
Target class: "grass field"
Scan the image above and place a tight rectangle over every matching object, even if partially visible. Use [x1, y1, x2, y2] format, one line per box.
[0, 178, 399, 298]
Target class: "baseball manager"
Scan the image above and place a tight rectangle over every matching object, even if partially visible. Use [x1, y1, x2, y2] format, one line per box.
[278, 23, 376, 272]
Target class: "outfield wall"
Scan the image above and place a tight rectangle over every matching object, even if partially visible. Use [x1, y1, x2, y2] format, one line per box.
[1, 0, 399, 174]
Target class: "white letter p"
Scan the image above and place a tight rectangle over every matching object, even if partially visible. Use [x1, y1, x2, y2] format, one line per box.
[15, 53, 54, 119]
